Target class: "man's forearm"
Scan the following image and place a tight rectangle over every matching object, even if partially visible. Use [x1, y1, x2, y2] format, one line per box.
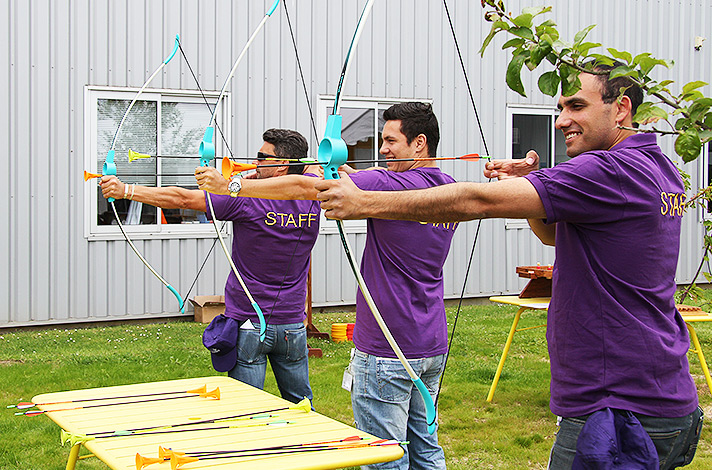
[356, 179, 547, 223]
[239, 175, 318, 200]
[128, 185, 205, 211]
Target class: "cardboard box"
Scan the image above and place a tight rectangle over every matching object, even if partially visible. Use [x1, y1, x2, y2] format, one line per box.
[190, 295, 225, 323]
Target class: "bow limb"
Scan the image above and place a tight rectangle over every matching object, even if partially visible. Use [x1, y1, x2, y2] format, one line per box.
[197, 0, 281, 342]
[317, 0, 437, 435]
[104, 35, 185, 314]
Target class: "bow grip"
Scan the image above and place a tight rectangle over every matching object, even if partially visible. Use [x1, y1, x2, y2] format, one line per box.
[199, 127, 215, 168]
[102, 150, 117, 203]
[318, 115, 348, 180]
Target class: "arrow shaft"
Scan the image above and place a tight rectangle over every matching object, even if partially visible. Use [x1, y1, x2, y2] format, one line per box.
[87, 405, 291, 436]
[24, 393, 206, 415]
[17, 388, 205, 409]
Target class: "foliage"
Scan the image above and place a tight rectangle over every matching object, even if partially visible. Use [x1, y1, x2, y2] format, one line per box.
[479, 0, 710, 164]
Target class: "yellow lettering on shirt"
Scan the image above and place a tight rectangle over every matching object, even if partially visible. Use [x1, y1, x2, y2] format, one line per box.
[264, 211, 318, 228]
[660, 192, 686, 217]
[418, 221, 458, 231]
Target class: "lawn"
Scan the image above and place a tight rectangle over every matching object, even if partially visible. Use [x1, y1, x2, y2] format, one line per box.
[1, 304, 710, 469]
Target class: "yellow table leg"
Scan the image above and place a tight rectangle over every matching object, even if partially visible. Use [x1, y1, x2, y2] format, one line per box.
[686, 322, 712, 395]
[487, 307, 525, 402]
[66, 442, 81, 470]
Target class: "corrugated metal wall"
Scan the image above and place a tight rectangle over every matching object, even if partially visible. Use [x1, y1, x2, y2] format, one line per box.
[2, 0, 710, 327]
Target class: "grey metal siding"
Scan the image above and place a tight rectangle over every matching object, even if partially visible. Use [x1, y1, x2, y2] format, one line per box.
[1, 0, 710, 326]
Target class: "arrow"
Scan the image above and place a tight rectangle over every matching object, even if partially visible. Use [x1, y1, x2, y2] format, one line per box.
[84, 396, 310, 437]
[16, 387, 219, 416]
[136, 438, 405, 469]
[220, 154, 489, 178]
[10, 385, 208, 410]
[62, 418, 291, 447]
[126, 149, 312, 163]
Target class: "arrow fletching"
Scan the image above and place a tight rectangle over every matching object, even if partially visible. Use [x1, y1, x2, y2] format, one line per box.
[128, 149, 152, 162]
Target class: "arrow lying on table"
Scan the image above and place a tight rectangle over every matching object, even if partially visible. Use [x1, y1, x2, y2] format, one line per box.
[16, 387, 219, 416]
[136, 436, 407, 470]
[61, 417, 292, 447]
[79, 397, 310, 438]
[9, 385, 208, 410]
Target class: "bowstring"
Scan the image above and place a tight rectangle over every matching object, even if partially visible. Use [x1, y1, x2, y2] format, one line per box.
[435, 0, 491, 409]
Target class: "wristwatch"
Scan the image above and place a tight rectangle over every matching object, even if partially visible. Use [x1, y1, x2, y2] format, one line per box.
[228, 176, 242, 197]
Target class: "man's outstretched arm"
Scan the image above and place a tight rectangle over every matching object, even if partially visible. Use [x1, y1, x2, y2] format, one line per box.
[315, 172, 546, 223]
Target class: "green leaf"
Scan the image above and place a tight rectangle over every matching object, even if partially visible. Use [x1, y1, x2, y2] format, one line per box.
[588, 54, 615, 66]
[509, 26, 535, 41]
[559, 65, 581, 96]
[538, 71, 561, 96]
[480, 21, 509, 56]
[682, 81, 708, 94]
[574, 24, 596, 45]
[522, 6, 552, 17]
[575, 41, 601, 56]
[675, 128, 702, 163]
[704, 112, 712, 129]
[512, 13, 533, 28]
[528, 41, 553, 70]
[682, 90, 705, 102]
[610, 65, 636, 78]
[502, 38, 525, 50]
[699, 129, 712, 143]
[607, 47, 632, 64]
[506, 53, 528, 97]
[633, 102, 668, 125]
[689, 98, 712, 122]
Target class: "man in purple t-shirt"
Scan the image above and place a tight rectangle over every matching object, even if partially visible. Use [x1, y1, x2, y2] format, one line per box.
[315, 70, 703, 469]
[196, 103, 455, 470]
[101, 129, 320, 404]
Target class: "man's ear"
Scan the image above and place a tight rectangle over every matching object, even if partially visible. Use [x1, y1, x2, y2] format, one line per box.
[615, 95, 634, 126]
[414, 133, 428, 153]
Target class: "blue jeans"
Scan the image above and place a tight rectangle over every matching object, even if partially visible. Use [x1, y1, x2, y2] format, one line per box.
[548, 407, 703, 469]
[350, 348, 446, 470]
[228, 321, 313, 404]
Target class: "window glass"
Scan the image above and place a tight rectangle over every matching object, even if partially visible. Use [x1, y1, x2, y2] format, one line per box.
[97, 99, 158, 225]
[326, 107, 386, 169]
[94, 97, 217, 227]
[512, 114, 551, 168]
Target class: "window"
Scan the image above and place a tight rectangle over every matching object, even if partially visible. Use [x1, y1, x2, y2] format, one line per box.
[316, 96, 432, 233]
[506, 105, 567, 228]
[701, 142, 712, 218]
[507, 105, 568, 168]
[84, 86, 230, 239]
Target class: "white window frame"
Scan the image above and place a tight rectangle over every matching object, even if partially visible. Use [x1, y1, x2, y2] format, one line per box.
[505, 104, 562, 229]
[84, 86, 230, 240]
[699, 141, 711, 221]
[316, 96, 432, 235]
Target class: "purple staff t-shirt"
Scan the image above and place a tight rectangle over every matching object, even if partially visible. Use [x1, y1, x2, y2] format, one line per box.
[206, 178, 320, 325]
[350, 167, 457, 359]
[525, 134, 698, 418]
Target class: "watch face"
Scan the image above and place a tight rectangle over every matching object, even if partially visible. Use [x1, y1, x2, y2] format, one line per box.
[229, 179, 241, 192]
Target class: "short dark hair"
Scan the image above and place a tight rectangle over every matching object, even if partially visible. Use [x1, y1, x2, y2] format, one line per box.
[262, 128, 309, 174]
[588, 62, 644, 121]
[382, 102, 440, 156]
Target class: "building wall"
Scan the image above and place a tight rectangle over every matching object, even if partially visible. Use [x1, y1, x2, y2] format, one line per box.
[2, 0, 710, 326]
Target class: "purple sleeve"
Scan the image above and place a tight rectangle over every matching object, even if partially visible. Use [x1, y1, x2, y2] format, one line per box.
[204, 192, 246, 222]
[524, 154, 626, 224]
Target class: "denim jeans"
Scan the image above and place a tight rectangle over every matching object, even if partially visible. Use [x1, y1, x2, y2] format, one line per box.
[350, 348, 446, 470]
[228, 321, 313, 404]
[548, 407, 703, 470]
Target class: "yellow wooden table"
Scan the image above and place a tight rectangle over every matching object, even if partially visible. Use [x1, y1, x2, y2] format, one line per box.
[33, 376, 403, 470]
[487, 295, 712, 402]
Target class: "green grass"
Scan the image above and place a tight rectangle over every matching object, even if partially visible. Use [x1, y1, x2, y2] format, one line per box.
[0, 304, 710, 469]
